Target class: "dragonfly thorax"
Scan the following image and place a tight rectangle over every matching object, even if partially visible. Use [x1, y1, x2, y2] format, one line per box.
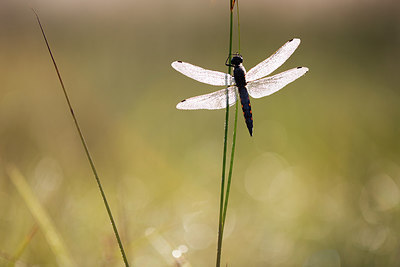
[230, 54, 246, 87]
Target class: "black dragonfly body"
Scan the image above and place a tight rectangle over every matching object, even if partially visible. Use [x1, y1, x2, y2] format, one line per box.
[228, 54, 254, 135]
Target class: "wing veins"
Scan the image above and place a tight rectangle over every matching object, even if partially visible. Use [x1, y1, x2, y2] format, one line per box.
[246, 38, 301, 82]
[176, 86, 238, 110]
[247, 67, 309, 99]
[172, 61, 233, 86]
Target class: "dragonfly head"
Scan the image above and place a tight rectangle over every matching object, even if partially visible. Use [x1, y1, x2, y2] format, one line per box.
[230, 54, 243, 66]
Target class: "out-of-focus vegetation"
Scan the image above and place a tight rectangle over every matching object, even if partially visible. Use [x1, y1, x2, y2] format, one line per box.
[0, 0, 399, 266]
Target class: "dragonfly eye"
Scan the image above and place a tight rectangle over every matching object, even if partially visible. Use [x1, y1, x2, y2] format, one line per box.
[230, 55, 243, 65]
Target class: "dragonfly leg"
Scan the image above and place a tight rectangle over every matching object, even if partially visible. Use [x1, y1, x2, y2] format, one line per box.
[225, 54, 234, 67]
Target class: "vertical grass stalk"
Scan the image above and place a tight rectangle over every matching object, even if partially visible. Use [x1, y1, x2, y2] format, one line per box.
[33, 10, 130, 267]
[216, 0, 240, 266]
[223, 0, 240, 228]
[236, 0, 241, 54]
[222, 99, 238, 229]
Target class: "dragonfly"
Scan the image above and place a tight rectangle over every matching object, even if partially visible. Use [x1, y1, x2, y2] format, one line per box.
[171, 38, 309, 136]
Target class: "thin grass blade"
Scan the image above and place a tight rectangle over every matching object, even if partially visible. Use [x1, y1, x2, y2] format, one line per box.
[32, 9, 130, 266]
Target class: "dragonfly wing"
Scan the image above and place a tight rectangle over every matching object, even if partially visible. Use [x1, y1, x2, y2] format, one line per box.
[172, 61, 233, 86]
[176, 86, 237, 110]
[247, 67, 308, 99]
[246, 38, 301, 82]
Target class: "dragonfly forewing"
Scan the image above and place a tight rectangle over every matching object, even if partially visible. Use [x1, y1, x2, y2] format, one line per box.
[176, 86, 238, 110]
[247, 67, 309, 99]
[171, 61, 233, 86]
[246, 38, 301, 82]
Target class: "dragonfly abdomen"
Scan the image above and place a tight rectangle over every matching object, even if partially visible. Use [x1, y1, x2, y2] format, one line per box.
[238, 86, 253, 136]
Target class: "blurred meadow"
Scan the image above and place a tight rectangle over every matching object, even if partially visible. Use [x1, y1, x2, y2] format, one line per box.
[1, 0, 400, 266]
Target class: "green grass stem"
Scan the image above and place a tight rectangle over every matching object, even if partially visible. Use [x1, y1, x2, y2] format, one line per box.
[216, 0, 240, 266]
[32, 10, 130, 267]
[222, 99, 238, 227]
[236, 0, 241, 54]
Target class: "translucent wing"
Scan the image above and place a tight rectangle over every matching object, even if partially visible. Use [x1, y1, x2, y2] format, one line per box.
[247, 67, 309, 99]
[172, 61, 233, 86]
[246, 38, 301, 82]
[176, 86, 237, 110]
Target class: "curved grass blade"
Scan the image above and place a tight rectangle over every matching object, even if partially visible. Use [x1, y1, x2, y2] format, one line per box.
[6, 165, 75, 267]
[8, 225, 39, 267]
[32, 9, 130, 266]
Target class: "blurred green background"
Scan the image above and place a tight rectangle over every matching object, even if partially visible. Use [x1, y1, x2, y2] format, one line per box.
[1, 0, 400, 266]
